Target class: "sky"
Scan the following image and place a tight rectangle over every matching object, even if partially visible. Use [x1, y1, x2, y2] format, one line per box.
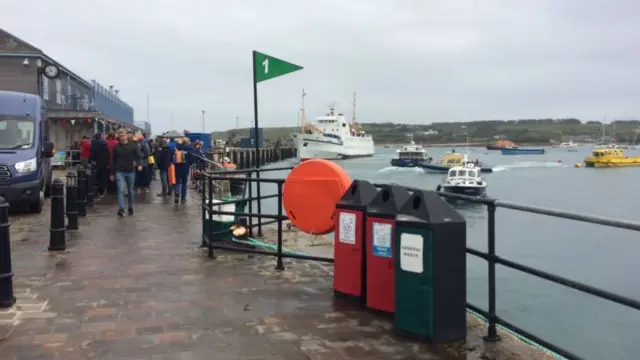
[3, 0, 640, 133]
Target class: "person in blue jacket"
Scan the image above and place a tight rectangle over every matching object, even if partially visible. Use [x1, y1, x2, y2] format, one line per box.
[173, 137, 194, 204]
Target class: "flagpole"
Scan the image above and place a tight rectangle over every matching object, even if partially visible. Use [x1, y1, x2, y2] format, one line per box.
[252, 50, 262, 237]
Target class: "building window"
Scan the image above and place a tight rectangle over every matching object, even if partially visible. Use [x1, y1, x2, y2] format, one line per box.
[55, 79, 62, 104]
[41, 75, 49, 101]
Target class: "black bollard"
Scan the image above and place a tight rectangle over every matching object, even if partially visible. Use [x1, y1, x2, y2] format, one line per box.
[77, 166, 87, 217]
[0, 197, 14, 308]
[65, 171, 79, 231]
[48, 179, 66, 251]
[86, 163, 95, 207]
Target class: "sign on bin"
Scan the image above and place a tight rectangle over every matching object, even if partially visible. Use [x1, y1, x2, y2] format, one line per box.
[339, 212, 356, 244]
[400, 233, 423, 273]
[334, 180, 379, 301]
[372, 222, 392, 258]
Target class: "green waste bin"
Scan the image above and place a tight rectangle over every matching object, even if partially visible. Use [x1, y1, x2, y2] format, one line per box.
[394, 190, 466, 343]
[204, 197, 246, 242]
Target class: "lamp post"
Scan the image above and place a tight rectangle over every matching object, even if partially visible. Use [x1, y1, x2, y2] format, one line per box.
[201, 110, 205, 133]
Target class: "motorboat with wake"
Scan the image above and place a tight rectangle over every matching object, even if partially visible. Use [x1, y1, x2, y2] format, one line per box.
[419, 151, 493, 173]
[390, 135, 427, 167]
[436, 163, 487, 197]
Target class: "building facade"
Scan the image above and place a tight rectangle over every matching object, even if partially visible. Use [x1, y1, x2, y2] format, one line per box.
[0, 28, 145, 150]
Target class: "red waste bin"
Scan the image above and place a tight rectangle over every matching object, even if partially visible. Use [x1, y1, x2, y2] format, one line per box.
[334, 180, 379, 301]
[365, 185, 411, 314]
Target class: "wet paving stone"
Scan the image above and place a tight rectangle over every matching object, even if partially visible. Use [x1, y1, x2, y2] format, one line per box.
[0, 181, 553, 359]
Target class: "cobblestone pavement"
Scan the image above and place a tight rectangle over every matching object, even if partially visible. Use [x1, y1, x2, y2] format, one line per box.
[0, 180, 551, 360]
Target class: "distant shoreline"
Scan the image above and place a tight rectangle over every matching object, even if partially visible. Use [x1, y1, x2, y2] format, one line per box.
[378, 142, 557, 148]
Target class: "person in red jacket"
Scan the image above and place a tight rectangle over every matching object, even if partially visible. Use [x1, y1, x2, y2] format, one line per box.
[80, 135, 91, 168]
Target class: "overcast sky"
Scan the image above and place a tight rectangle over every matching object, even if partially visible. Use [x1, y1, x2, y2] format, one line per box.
[3, 1, 640, 133]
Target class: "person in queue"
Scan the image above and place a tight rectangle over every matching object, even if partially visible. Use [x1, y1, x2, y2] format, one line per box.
[172, 137, 193, 204]
[135, 132, 151, 193]
[105, 131, 118, 193]
[89, 133, 110, 197]
[110, 129, 142, 217]
[155, 138, 174, 197]
[80, 135, 91, 168]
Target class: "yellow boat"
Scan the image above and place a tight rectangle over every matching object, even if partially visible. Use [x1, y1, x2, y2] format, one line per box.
[420, 152, 494, 173]
[584, 148, 640, 167]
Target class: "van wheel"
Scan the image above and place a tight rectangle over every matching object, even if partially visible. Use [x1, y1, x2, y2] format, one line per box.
[29, 189, 44, 214]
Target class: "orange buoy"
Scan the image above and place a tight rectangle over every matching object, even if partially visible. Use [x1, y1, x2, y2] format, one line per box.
[283, 159, 352, 235]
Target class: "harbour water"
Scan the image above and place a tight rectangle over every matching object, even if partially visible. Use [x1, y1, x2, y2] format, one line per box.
[253, 146, 640, 360]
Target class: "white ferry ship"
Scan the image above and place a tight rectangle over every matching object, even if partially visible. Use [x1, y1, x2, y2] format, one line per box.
[292, 92, 374, 160]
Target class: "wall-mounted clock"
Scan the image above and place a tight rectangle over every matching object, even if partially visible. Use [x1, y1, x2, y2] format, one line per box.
[43, 64, 60, 79]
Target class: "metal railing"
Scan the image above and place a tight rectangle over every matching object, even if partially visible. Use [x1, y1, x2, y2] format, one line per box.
[196, 167, 640, 360]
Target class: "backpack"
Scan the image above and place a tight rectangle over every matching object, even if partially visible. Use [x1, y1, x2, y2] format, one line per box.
[174, 149, 186, 164]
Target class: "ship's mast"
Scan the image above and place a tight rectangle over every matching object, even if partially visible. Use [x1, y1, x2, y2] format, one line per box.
[300, 89, 306, 134]
[352, 92, 356, 125]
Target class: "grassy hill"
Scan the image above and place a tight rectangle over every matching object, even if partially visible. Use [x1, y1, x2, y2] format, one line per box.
[212, 120, 640, 145]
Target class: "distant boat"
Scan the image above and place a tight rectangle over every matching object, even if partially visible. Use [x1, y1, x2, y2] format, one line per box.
[292, 92, 374, 160]
[390, 135, 427, 168]
[419, 152, 493, 173]
[501, 148, 545, 155]
[556, 141, 579, 152]
[486, 140, 518, 150]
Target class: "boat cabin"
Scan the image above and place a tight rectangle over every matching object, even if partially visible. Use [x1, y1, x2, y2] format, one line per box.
[591, 148, 625, 158]
[447, 166, 481, 182]
[439, 153, 465, 166]
[397, 142, 426, 160]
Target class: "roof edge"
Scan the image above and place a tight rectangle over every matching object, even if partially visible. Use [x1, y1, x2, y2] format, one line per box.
[0, 52, 94, 90]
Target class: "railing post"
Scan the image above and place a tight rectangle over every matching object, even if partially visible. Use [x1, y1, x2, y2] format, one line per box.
[48, 179, 66, 252]
[86, 163, 95, 207]
[200, 171, 207, 248]
[275, 182, 284, 271]
[247, 172, 253, 237]
[483, 202, 501, 342]
[256, 169, 263, 237]
[207, 175, 215, 259]
[0, 197, 15, 309]
[199, 158, 205, 194]
[76, 166, 87, 217]
[65, 171, 79, 231]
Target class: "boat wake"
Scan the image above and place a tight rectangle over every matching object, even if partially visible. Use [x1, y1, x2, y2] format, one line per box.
[492, 161, 570, 172]
[377, 166, 424, 173]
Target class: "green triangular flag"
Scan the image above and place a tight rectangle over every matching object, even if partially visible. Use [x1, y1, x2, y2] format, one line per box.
[253, 51, 303, 83]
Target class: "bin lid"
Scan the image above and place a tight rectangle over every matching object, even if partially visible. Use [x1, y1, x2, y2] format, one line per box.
[396, 190, 465, 225]
[336, 179, 379, 210]
[366, 185, 411, 218]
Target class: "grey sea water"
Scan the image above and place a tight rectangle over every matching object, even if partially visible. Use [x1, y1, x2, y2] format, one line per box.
[250, 146, 640, 360]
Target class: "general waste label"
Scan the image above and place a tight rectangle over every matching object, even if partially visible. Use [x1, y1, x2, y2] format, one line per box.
[372, 222, 392, 258]
[339, 212, 356, 244]
[400, 233, 423, 273]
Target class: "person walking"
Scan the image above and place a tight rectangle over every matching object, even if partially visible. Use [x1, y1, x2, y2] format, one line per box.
[173, 138, 192, 204]
[155, 139, 173, 196]
[110, 129, 142, 217]
[89, 133, 110, 197]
